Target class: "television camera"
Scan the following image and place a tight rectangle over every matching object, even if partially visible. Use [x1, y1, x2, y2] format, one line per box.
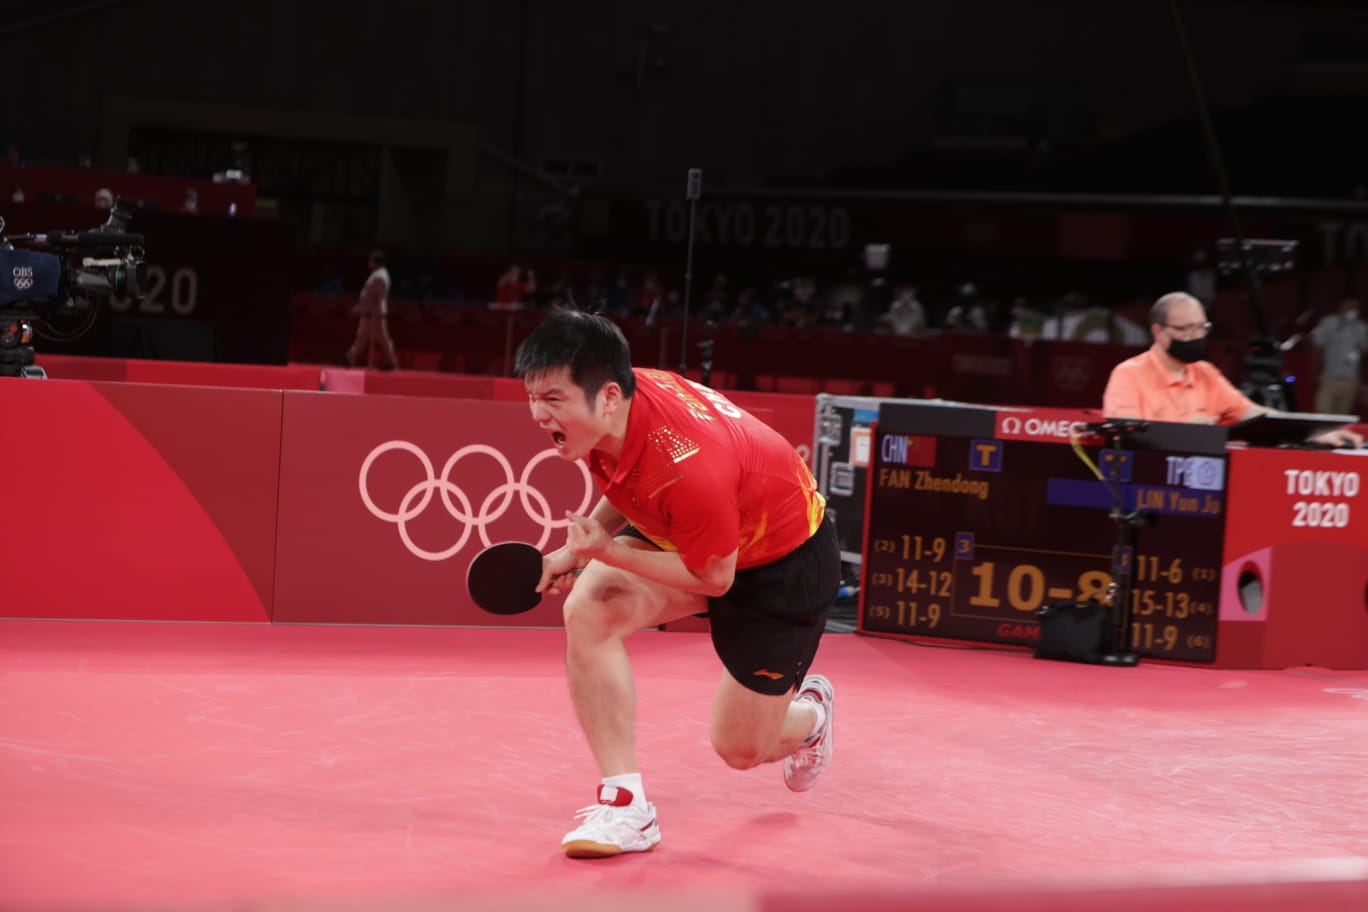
[1, 198, 147, 378]
[1216, 237, 1300, 411]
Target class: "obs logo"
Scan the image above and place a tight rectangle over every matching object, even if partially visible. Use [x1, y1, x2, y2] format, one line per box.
[359, 442, 595, 560]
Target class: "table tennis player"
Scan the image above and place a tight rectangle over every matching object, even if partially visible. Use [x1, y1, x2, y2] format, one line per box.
[514, 310, 841, 859]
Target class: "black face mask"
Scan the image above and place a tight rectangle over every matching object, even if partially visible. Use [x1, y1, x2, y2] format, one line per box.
[1167, 336, 1208, 363]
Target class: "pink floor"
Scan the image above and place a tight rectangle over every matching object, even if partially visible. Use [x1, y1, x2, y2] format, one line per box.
[2, 620, 1367, 912]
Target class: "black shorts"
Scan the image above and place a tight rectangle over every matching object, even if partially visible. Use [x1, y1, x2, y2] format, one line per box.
[621, 516, 840, 696]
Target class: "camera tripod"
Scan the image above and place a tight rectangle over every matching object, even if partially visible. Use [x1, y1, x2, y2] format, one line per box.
[0, 320, 47, 378]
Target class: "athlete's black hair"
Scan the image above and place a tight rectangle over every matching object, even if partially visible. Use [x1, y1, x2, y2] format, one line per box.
[514, 309, 636, 402]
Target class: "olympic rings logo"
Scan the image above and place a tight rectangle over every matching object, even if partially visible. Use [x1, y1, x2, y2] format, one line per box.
[1052, 356, 1093, 392]
[358, 441, 595, 561]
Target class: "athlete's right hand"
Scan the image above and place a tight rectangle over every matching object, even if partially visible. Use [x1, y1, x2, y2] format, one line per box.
[538, 545, 585, 595]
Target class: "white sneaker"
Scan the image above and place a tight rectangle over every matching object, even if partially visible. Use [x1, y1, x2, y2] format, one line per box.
[783, 673, 834, 792]
[562, 785, 662, 858]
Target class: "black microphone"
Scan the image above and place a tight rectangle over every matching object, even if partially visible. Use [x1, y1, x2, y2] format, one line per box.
[686, 168, 702, 201]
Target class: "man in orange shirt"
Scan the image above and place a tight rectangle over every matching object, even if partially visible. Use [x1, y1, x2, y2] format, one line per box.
[1103, 292, 1361, 447]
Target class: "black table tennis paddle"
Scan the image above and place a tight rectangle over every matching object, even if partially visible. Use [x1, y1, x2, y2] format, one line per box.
[467, 541, 544, 615]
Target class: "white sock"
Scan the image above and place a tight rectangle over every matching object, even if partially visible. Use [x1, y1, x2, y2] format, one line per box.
[601, 772, 646, 806]
[801, 700, 827, 744]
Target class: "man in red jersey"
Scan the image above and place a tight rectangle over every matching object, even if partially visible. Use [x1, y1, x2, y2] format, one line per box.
[514, 310, 840, 859]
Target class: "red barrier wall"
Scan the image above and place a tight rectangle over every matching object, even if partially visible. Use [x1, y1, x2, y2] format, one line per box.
[11, 356, 1359, 661]
[1216, 446, 1368, 668]
[2, 377, 280, 621]
[36, 353, 323, 390]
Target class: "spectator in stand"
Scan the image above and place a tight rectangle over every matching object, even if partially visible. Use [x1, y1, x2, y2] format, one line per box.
[1006, 297, 1047, 339]
[776, 280, 816, 329]
[633, 271, 663, 319]
[580, 273, 607, 315]
[94, 187, 114, 210]
[8, 184, 24, 204]
[495, 264, 536, 309]
[76, 153, 93, 169]
[793, 276, 824, 324]
[179, 187, 199, 214]
[1309, 297, 1367, 415]
[653, 289, 683, 328]
[608, 272, 635, 317]
[126, 156, 140, 174]
[5, 144, 21, 168]
[822, 300, 851, 330]
[546, 274, 575, 310]
[880, 286, 927, 336]
[1040, 292, 1146, 345]
[701, 273, 732, 321]
[345, 249, 399, 370]
[729, 286, 769, 327]
[943, 283, 990, 332]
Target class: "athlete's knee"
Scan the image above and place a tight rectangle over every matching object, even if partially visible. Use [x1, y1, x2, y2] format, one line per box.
[713, 742, 766, 771]
[562, 573, 639, 640]
[710, 731, 768, 770]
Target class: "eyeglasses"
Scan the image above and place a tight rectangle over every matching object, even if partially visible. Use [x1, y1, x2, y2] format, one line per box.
[1163, 321, 1212, 336]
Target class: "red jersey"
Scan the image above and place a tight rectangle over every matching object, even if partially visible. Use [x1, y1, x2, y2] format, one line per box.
[588, 369, 825, 572]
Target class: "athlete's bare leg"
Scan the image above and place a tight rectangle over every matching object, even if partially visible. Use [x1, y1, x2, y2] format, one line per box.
[562, 537, 705, 776]
[709, 671, 818, 769]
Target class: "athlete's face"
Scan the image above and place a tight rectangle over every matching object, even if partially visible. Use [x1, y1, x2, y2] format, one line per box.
[525, 367, 611, 461]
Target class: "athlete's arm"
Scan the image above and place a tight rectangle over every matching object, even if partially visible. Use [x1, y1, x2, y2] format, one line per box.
[539, 496, 627, 593]
[563, 511, 738, 596]
[586, 496, 626, 535]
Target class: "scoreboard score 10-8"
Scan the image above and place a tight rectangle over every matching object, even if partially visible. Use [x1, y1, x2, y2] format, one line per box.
[858, 404, 1227, 663]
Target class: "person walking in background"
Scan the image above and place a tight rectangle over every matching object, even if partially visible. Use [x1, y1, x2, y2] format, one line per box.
[1310, 297, 1367, 415]
[494, 264, 537, 309]
[345, 250, 399, 370]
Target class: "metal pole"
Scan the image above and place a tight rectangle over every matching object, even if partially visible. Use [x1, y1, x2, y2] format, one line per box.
[679, 168, 702, 374]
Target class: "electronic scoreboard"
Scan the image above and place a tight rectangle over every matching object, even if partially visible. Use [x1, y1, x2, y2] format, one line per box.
[860, 403, 1229, 663]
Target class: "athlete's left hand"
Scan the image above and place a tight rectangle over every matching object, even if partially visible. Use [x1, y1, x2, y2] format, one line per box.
[564, 511, 611, 560]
